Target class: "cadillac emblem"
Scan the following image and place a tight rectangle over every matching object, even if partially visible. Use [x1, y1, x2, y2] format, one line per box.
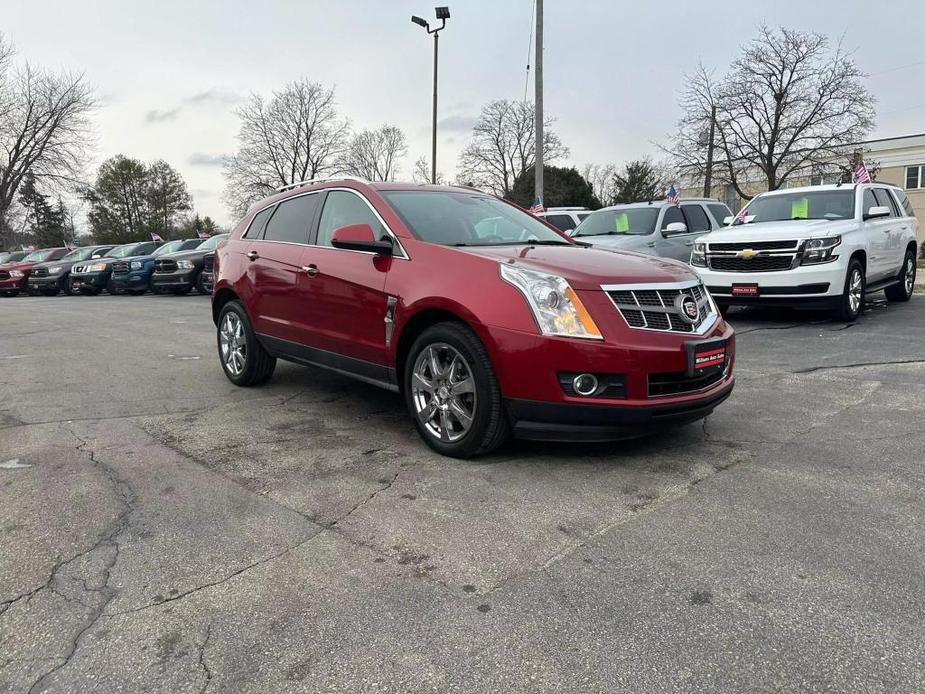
[675, 294, 700, 324]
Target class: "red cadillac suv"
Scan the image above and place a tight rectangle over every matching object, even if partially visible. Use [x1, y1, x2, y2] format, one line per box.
[212, 178, 735, 457]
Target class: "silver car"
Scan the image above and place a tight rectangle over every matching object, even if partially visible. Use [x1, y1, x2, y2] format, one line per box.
[570, 198, 732, 263]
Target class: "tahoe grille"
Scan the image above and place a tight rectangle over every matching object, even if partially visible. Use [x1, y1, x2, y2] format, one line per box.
[709, 255, 795, 272]
[708, 240, 798, 251]
[605, 282, 715, 334]
[155, 259, 177, 273]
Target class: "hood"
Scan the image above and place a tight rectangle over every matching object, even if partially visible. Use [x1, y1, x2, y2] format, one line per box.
[0, 260, 39, 271]
[160, 249, 206, 261]
[456, 244, 696, 290]
[32, 259, 79, 271]
[698, 219, 854, 244]
[579, 234, 654, 253]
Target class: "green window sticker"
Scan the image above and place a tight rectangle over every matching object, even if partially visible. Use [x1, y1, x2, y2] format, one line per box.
[791, 197, 809, 219]
[615, 212, 629, 233]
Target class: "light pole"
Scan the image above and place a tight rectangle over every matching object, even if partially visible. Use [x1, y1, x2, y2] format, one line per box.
[412, 7, 450, 185]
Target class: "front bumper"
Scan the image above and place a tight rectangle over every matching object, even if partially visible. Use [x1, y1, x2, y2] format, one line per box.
[69, 272, 110, 290]
[480, 320, 735, 442]
[0, 276, 26, 290]
[694, 259, 845, 304]
[151, 269, 196, 289]
[110, 271, 151, 290]
[27, 275, 65, 289]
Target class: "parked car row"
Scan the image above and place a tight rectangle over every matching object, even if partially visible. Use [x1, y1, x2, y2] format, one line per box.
[567, 183, 918, 322]
[0, 234, 227, 297]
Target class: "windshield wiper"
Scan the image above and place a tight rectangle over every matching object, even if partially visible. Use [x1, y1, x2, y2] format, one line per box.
[511, 239, 571, 246]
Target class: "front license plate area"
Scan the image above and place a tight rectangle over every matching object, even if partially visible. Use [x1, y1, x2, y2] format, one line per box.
[685, 337, 727, 376]
[731, 283, 759, 297]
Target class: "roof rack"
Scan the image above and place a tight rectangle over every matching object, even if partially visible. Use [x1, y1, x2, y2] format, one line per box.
[275, 175, 369, 193]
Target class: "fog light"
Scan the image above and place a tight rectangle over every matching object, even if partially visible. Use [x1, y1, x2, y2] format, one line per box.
[572, 373, 598, 396]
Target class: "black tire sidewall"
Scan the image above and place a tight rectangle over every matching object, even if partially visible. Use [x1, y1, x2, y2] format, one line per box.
[403, 323, 500, 458]
[840, 259, 865, 322]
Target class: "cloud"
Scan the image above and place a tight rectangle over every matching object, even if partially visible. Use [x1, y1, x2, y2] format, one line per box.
[437, 114, 477, 132]
[144, 89, 243, 125]
[188, 152, 228, 167]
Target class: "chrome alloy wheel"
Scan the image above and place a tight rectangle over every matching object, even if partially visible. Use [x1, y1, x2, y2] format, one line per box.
[411, 343, 477, 443]
[848, 268, 863, 315]
[905, 256, 916, 295]
[220, 312, 246, 376]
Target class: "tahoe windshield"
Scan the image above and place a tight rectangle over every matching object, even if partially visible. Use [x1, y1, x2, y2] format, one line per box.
[573, 208, 659, 237]
[737, 190, 855, 224]
[196, 234, 228, 251]
[381, 191, 570, 246]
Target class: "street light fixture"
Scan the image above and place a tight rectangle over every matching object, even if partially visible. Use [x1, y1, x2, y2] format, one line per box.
[411, 7, 450, 185]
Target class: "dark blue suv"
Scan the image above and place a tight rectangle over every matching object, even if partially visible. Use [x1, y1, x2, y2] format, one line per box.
[110, 239, 203, 295]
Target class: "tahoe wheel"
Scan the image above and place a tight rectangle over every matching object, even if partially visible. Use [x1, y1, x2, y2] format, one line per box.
[837, 259, 865, 322]
[194, 270, 209, 295]
[885, 249, 916, 302]
[217, 300, 276, 386]
[405, 322, 509, 458]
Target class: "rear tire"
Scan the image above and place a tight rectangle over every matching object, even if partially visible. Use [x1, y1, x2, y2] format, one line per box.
[885, 248, 916, 302]
[836, 259, 865, 322]
[404, 322, 509, 458]
[217, 300, 276, 386]
[194, 270, 209, 295]
[64, 278, 77, 296]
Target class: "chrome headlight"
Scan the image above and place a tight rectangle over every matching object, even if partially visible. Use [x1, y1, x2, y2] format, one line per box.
[690, 242, 707, 267]
[130, 260, 143, 270]
[801, 236, 841, 265]
[47, 266, 63, 274]
[88, 262, 108, 272]
[177, 260, 195, 269]
[499, 264, 602, 340]
[9, 270, 24, 278]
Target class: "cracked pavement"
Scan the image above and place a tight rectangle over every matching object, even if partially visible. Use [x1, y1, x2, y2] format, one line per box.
[1, 293, 924, 692]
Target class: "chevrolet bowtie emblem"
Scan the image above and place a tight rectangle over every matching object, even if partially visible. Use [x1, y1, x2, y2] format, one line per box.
[736, 249, 760, 259]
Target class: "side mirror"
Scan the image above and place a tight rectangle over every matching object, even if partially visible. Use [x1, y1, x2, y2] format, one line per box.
[91, 254, 102, 259]
[864, 206, 891, 220]
[723, 216, 734, 225]
[663, 222, 688, 236]
[331, 224, 394, 256]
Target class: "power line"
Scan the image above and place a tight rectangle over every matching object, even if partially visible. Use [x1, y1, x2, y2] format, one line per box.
[523, 0, 535, 102]
[867, 59, 925, 77]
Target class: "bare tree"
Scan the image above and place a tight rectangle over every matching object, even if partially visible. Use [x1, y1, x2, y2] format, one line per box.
[667, 27, 875, 199]
[581, 163, 617, 206]
[223, 79, 350, 217]
[342, 124, 407, 181]
[0, 34, 95, 247]
[412, 155, 445, 185]
[457, 100, 568, 198]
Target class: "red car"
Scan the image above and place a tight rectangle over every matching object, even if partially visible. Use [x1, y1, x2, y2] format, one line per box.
[212, 179, 735, 457]
[0, 247, 69, 297]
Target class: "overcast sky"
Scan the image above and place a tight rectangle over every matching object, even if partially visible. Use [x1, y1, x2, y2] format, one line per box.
[4, 0, 925, 226]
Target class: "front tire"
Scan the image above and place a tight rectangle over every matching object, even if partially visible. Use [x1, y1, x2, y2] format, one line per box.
[404, 322, 509, 458]
[836, 258, 865, 322]
[217, 300, 276, 386]
[885, 248, 916, 302]
[194, 270, 209, 295]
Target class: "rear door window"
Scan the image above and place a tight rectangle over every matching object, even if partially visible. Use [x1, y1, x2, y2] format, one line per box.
[873, 189, 898, 217]
[893, 189, 915, 217]
[244, 206, 274, 240]
[263, 194, 319, 244]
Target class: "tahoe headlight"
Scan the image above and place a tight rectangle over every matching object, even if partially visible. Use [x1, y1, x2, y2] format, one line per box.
[499, 264, 602, 340]
[47, 266, 62, 274]
[691, 242, 707, 267]
[9, 270, 24, 278]
[801, 236, 841, 265]
[177, 260, 195, 269]
[130, 260, 143, 270]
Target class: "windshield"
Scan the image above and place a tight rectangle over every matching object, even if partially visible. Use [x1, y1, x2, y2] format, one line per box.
[106, 244, 143, 258]
[381, 191, 570, 246]
[23, 249, 58, 263]
[573, 208, 659, 237]
[737, 190, 855, 224]
[196, 234, 228, 251]
[153, 240, 184, 256]
[1, 251, 28, 264]
[61, 247, 98, 261]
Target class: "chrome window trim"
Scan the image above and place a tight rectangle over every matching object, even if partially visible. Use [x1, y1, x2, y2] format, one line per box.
[241, 187, 410, 260]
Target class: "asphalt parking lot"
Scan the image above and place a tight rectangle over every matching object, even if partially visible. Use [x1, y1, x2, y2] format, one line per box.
[1, 293, 924, 693]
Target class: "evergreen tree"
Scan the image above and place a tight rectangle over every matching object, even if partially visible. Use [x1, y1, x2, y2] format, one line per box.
[510, 165, 599, 210]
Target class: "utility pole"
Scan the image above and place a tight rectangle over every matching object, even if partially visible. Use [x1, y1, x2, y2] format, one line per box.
[534, 0, 544, 208]
[703, 104, 716, 198]
[431, 30, 439, 184]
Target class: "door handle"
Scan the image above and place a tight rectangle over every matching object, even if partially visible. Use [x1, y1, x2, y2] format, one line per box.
[300, 264, 319, 277]
[247, 250, 259, 261]
[646, 241, 656, 248]
[684, 240, 695, 246]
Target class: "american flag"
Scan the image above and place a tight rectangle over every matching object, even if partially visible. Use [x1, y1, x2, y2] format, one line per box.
[22, 245, 35, 252]
[666, 184, 680, 206]
[198, 231, 211, 239]
[151, 232, 164, 242]
[529, 196, 544, 214]
[735, 205, 750, 222]
[64, 240, 77, 251]
[853, 161, 871, 184]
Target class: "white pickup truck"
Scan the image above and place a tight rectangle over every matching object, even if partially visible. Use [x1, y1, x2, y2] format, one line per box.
[691, 183, 919, 321]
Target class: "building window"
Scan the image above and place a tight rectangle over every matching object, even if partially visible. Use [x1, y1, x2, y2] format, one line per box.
[906, 165, 924, 189]
[810, 172, 841, 186]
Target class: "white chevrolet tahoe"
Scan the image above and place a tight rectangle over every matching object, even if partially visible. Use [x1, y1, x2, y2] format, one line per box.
[691, 184, 918, 321]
